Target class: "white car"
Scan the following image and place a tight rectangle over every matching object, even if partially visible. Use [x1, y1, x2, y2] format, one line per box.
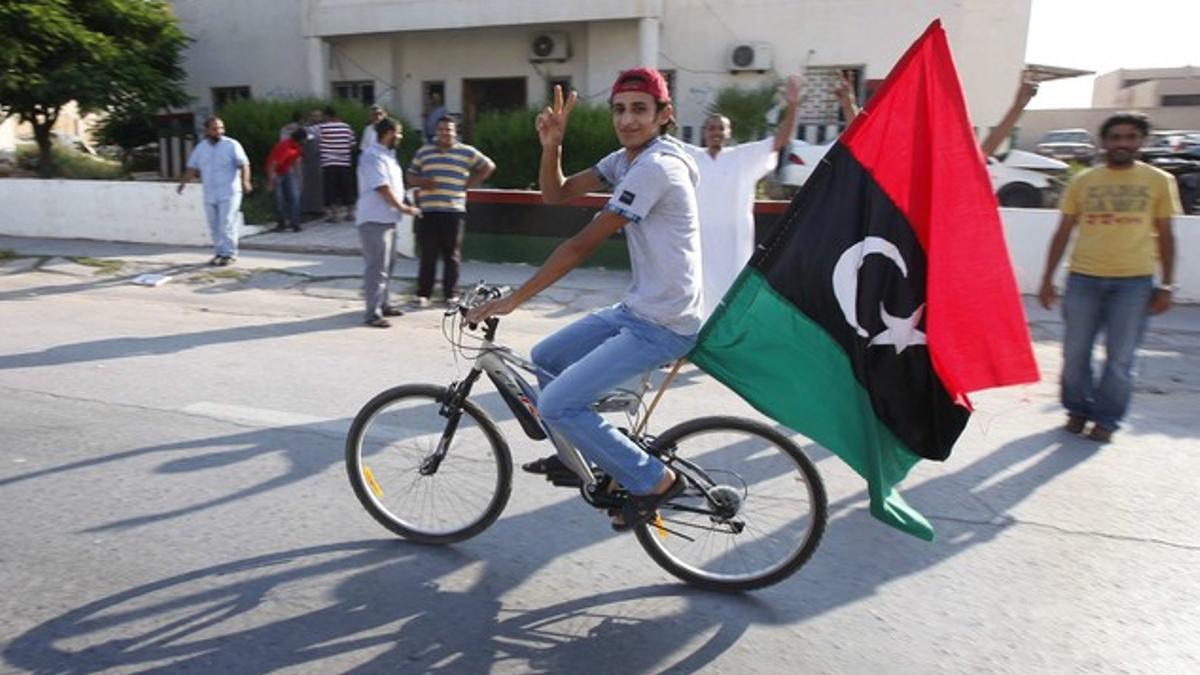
[773, 141, 1067, 208]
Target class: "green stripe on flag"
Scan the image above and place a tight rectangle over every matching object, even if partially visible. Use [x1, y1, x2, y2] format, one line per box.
[691, 269, 935, 540]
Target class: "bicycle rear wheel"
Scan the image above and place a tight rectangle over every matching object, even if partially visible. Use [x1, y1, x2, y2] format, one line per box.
[635, 416, 827, 591]
[345, 384, 512, 544]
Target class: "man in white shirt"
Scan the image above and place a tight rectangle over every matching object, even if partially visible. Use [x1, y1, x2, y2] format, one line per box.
[177, 117, 251, 266]
[355, 117, 423, 328]
[684, 76, 803, 317]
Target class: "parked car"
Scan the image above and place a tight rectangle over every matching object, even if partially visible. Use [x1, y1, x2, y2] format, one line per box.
[1140, 129, 1199, 160]
[772, 141, 1068, 208]
[1034, 128, 1096, 164]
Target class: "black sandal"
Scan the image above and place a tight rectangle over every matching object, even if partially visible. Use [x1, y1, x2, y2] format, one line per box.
[522, 454, 567, 475]
[612, 473, 686, 532]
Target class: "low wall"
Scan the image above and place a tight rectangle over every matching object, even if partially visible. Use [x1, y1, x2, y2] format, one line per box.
[468, 190, 1198, 301]
[0, 178, 259, 247]
[1000, 208, 1199, 302]
[2, 180, 1196, 302]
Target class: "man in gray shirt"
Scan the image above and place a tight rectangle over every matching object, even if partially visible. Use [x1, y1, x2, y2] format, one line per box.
[468, 68, 699, 531]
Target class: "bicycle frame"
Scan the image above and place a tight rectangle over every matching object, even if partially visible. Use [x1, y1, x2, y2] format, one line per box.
[471, 346, 600, 494]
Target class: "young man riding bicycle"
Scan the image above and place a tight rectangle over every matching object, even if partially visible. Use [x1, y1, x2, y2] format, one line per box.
[466, 68, 703, 531]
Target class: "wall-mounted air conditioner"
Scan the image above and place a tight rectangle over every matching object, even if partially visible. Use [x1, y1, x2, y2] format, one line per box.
[530, 32, 570, 62]
[728, 43, 772, 73]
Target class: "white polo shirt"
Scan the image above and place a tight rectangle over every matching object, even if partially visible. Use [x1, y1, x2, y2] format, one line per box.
[683, 138, 778, 318]
[594, 136, 705, 336]
[186, 136, 249, 204]
[355, 142, 406, 225]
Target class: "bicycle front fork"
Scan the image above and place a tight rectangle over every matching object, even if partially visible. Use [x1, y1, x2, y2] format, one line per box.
[420, 369, 485, 476]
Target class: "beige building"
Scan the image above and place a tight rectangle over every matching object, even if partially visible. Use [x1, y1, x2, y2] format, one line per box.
[1092, 66, 1200, 109]
[170, 0, 1032, 144]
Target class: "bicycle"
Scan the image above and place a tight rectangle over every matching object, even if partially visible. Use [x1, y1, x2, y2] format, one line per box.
[345, 283, 828, 591]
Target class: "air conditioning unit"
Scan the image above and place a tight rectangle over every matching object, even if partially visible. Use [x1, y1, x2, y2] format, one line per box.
[728, 43, 772, 72]
[529, 32, 570, 62]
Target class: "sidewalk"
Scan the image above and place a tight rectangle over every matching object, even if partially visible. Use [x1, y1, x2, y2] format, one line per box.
[239, 217, 362, 255]
[4, 232, 1198, 330]
[0, 233, 630, 310]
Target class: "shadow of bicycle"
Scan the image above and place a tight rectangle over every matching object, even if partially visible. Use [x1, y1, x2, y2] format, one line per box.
[1, 539, 778, 674]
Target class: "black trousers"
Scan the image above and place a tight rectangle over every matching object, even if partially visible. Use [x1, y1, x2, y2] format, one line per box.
[416, 211, 465, 299]
[321, 165, 354, 207]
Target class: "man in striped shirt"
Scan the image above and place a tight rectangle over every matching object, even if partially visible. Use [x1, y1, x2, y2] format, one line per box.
[309, 106, 356, 222]
[406, 117, 495, 307]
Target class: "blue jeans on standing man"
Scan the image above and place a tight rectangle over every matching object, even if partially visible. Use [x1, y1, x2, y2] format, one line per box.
[203, 194, 242, 258]
[1060, 272, 1153, 431]
[273, 171, 302, 229]
[532, 305, 697, 495]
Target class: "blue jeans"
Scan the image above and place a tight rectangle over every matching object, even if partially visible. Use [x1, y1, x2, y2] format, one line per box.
[272, 171, 302, 228]
[532, 305, 697, 495]
[204, 195, 242, 258]
[1060, 273, 1153, 430]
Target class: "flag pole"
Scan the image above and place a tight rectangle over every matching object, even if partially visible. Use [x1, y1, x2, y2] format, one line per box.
[633, 358, 686, 437]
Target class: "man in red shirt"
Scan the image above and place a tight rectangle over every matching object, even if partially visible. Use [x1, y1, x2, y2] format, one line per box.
[266, 128, 308, 232]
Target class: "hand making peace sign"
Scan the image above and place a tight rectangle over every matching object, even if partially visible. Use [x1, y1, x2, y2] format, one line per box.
[536, 84, 578, 148]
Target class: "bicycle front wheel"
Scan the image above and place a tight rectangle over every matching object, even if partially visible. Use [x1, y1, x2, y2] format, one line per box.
[635, 416, 827, 591]
[345, 384, 512, 544]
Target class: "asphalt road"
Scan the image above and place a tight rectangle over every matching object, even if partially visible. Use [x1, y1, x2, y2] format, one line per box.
[1, 242, 1198, 674]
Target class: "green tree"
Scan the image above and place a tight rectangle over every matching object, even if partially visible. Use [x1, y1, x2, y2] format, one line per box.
[0, 0, 190, 175]
[708, 79, 781, 143]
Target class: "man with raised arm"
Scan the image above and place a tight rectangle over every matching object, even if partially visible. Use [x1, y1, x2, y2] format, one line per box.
[685, 75, 803, 316]
[467, 69, 702, 531]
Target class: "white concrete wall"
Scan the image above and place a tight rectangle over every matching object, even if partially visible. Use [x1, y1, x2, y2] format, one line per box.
[171, 0, 313, 119]
[386, 23, 601, 129]
[326, 35, 397, 107]
[0, 115, 17, 153]
[172, 0, 1030, 142]
[1001, 207, 1199, 303]
[0, 179, 259, 247]
[658, 0, 1030, 135]
[307, 0, 661, 35]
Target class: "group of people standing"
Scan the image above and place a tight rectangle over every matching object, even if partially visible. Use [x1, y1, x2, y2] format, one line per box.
[178, 67, 1178, 456]
[177, 102, 495, 324]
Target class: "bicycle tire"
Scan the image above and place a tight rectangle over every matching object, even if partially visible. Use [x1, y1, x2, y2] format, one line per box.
[345, 383, 513, 544]
[634, 416, 827, 592]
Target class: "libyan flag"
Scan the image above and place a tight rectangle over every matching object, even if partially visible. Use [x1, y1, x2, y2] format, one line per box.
[690, 20, 1039, 540]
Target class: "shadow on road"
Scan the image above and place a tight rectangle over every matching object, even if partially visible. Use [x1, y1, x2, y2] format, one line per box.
[0, 313, 358, 371]
[3, 428, 1097, 673]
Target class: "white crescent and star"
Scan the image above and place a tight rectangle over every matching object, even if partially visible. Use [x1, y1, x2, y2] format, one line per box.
[832, 236, 927, 353]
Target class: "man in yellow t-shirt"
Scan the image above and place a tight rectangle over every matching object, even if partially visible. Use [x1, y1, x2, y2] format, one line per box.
[1038, 113, 1181, 443]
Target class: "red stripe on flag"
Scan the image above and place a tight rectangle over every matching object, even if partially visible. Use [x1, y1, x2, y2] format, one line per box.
[839, 20, 1039, 396]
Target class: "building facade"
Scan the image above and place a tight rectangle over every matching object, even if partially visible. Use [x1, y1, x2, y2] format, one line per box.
[1092, 67, 1200, 109]
[170, 0, 1031, 143]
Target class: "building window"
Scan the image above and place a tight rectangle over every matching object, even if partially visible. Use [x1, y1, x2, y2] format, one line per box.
[212, 86, 251, 111]
[333, 80, 375, 105]
[1121, 78, 1149, 88]
[1162, 94, 1200, 107]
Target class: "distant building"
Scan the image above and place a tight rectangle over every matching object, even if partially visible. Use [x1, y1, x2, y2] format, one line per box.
[1015, 66, 1200, 151]
[1093, 67, 1200, 109]
[169, 0, 1032, 144]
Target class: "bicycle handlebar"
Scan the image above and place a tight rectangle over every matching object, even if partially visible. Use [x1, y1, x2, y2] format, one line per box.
[451, 282, 512, 332]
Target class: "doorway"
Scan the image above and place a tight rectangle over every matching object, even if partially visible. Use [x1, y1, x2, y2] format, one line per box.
[461, 77, 527, 142]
